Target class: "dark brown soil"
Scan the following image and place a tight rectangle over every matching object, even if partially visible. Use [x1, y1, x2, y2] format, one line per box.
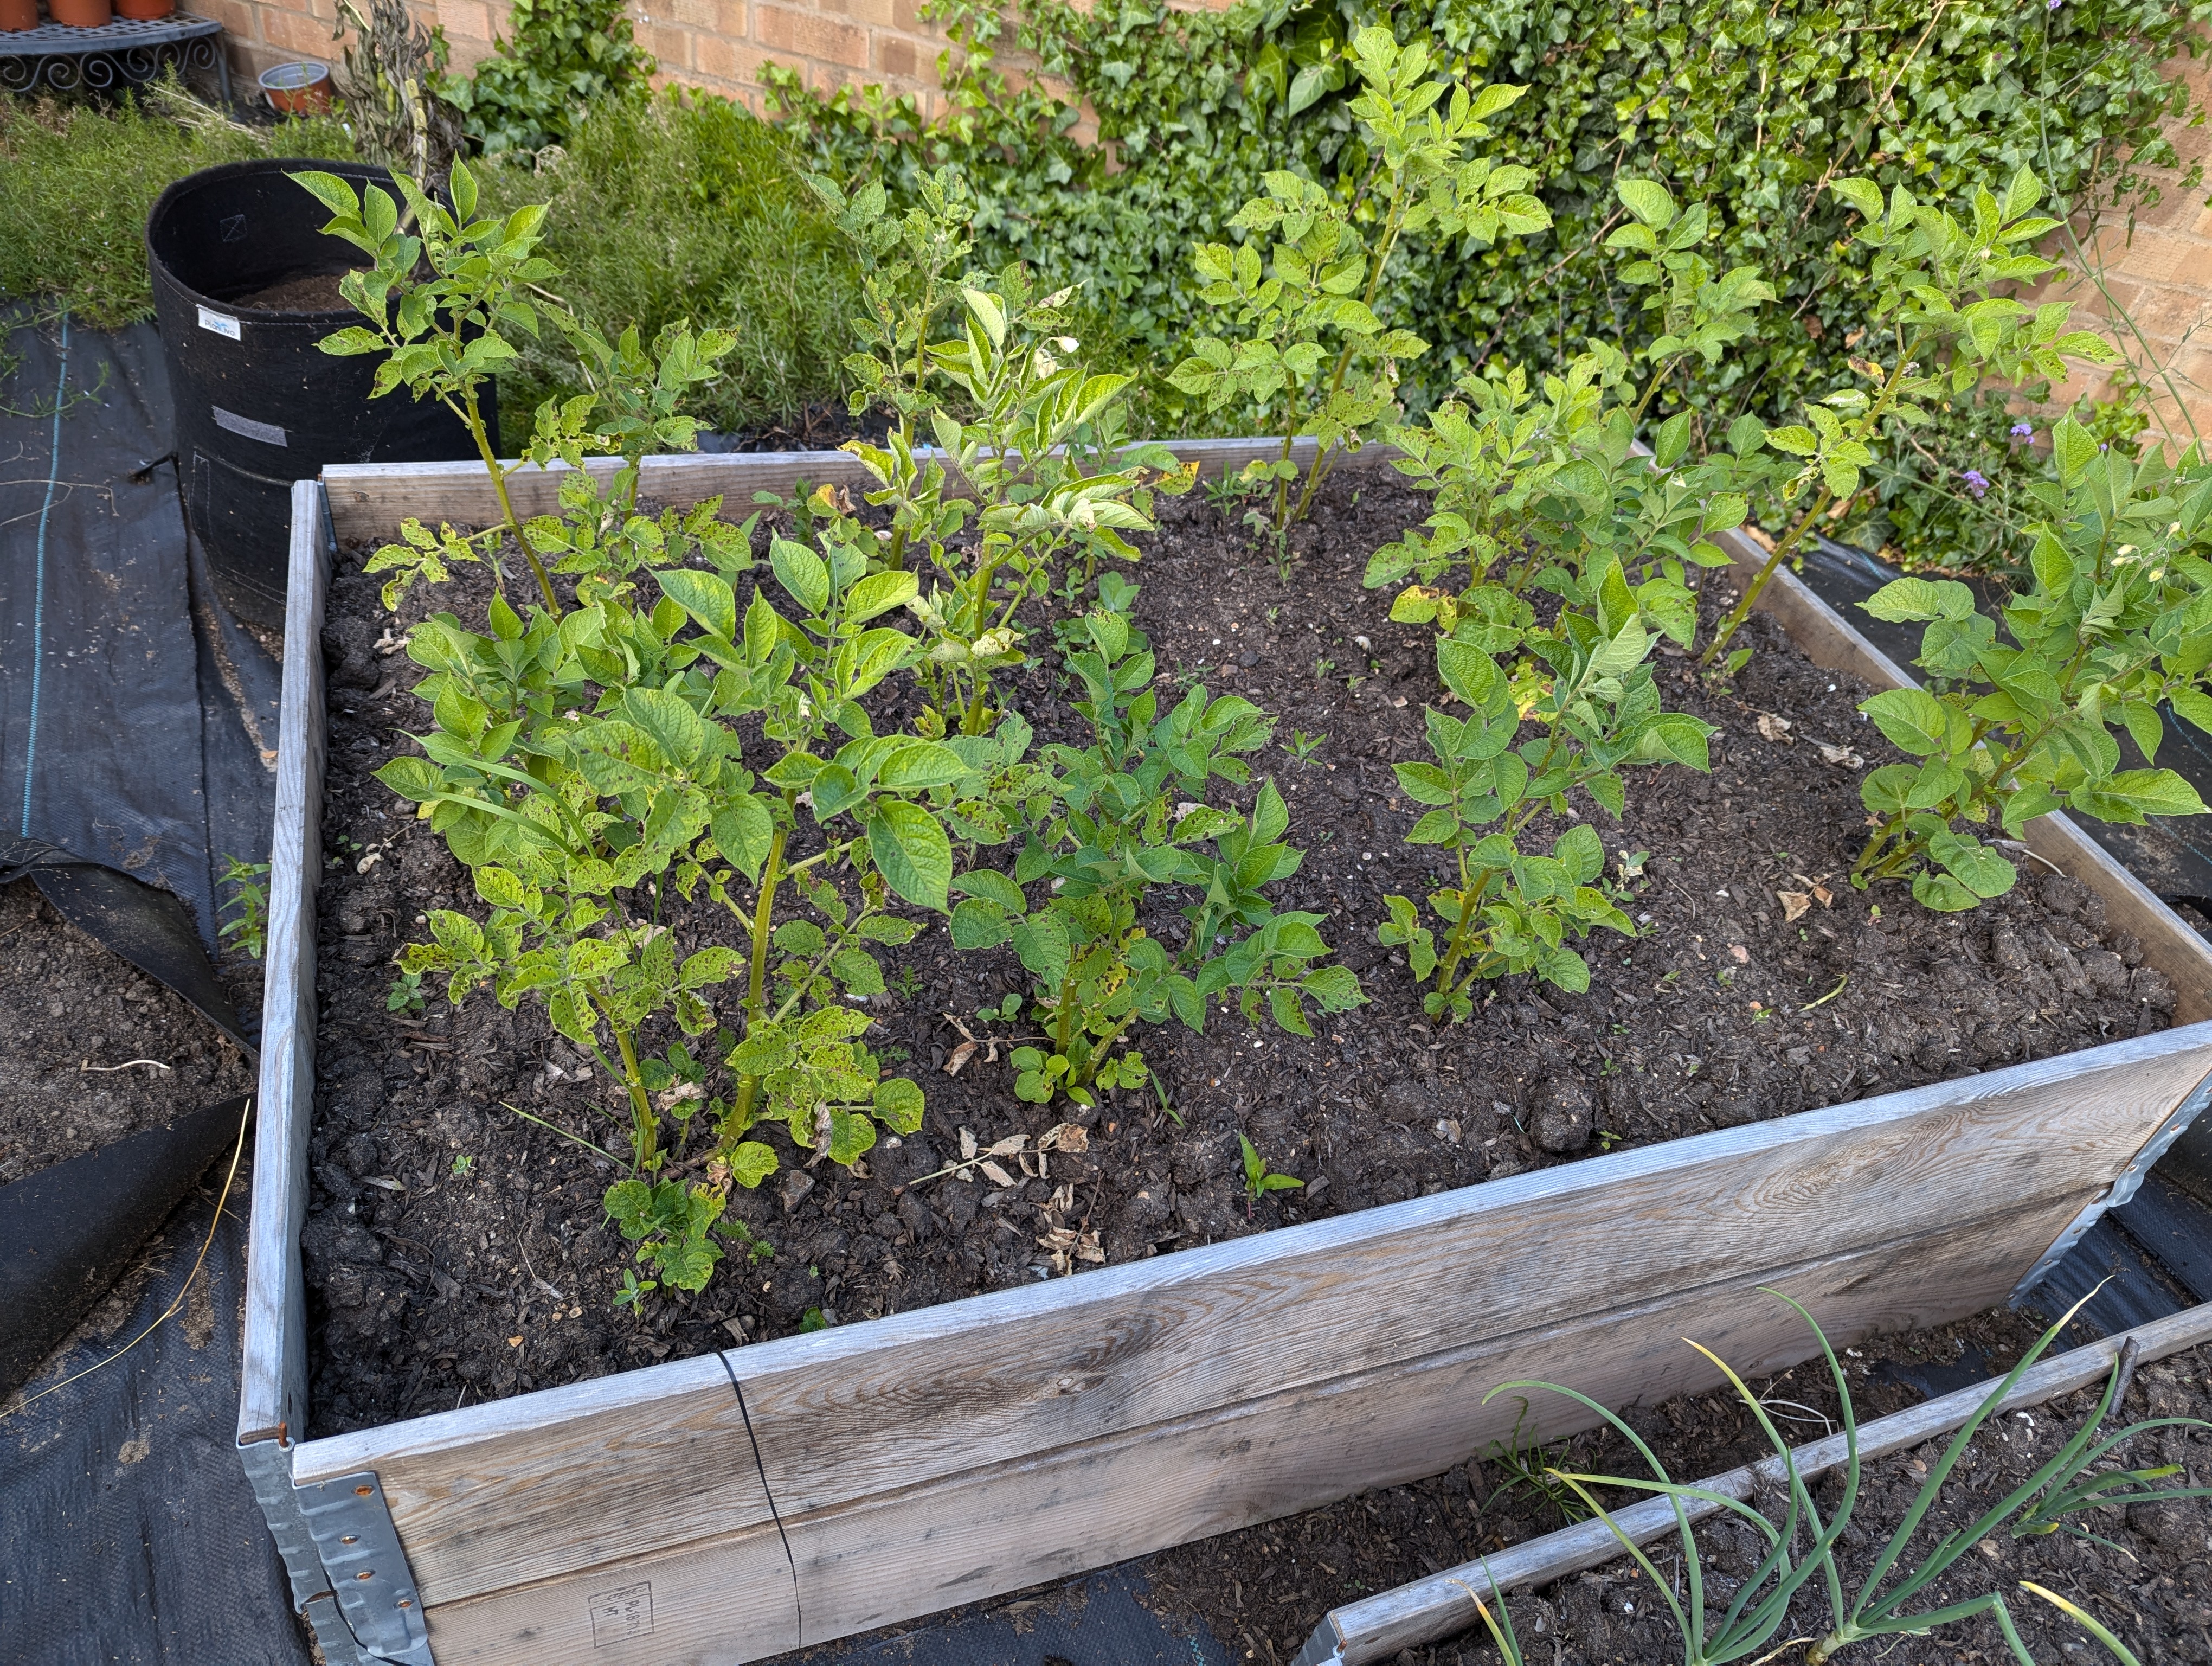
[0, 879, 256, 1188]
[1136, 1311, 2212, 1666]
[228, 268, 356, 312]
[298, 463, 2176, 1437]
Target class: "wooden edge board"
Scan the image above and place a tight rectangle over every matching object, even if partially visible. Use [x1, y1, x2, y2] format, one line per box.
[1713, 529, 2212, 1022]
[1311, 1296, 2212, 1663]
[415, 1201, 2076, 1665]
[291, 1026, 2212, 1606]
[319, 436, 1330, 548]
[239, 478, 332, 1452]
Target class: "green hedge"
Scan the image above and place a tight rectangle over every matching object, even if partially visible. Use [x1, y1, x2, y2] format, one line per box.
[773, 0, 2209, 448]
[480, 91, 859, 444]
[0, 94, 355, 330]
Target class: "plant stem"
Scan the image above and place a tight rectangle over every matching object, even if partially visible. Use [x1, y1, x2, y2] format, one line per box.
[611, 1021, 657, 1168]
[728, 805, 795, 1132]
[457, 383, 560, 615]
[1699, 334, 1924, 669]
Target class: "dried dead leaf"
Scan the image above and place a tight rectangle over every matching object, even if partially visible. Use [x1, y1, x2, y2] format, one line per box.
[1728, 944, 1750, 964]
[944, 1039, 977, 1076]
[1039, 1123, 1089, 1153]
[959, 1126, 978, 1162]
[1778, 891, 1812, 922]
[979, 1159, 1018, 1188]
[1817, 742, 1862, 768]
[1812, 882, 1834, 908]
[986, 1134, 1028, 1157]
[1756, 713, 1792, 742]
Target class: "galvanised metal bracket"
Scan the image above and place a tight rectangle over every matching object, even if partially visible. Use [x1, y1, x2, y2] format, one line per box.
[2010, 1068, 2212, 1306]
[1292, 1618, 1346, 1665]
[297, 1470, 434, 1665]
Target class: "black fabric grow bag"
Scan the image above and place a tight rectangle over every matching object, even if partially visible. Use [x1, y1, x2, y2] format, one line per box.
[144, 159, 487, 626]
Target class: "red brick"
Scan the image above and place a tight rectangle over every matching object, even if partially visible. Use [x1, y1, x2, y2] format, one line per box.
[873, 32, 919, 78]
[667, 0, 715, 29]
[437, 0, 492, 41]
[709, 0, 745, 39]
[693, 33, 770, 85]
[641, 19, 695, 69]
[260, 7, 336, 54]
[755, 3, 867, 68]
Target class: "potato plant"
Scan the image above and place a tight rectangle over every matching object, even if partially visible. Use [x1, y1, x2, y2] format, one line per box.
[1851, 421, 2212, 909]
[1170, 24, 1549, 534]
[949, 601, 1363, 1104]
[1699, 167, 2117, 673]
[310, 169, 985, 1305]
[812, 172, 1192, 736]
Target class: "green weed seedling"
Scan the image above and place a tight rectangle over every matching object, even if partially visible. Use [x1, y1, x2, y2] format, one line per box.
[217, 855, 271, 961]
[950, 607, 1362, 1104]
[1171, 25, 1548, 534]
[1846, 422, 2212, 909]
[1237, 1133, 1303, 1215]
[385, 966, 427, 1015]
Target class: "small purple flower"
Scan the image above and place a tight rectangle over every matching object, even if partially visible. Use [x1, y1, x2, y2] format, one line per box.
[2048, 0, 2061, 11]
[1962, 469, 1991, 499]
[2010, 421, 2034, 441]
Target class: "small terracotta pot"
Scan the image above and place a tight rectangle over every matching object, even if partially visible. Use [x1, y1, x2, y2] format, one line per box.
[259, 60, 334, 115]
[47, 0, 111, 25]
[0, 0, 40, 34]
[114, 0, 174, 17]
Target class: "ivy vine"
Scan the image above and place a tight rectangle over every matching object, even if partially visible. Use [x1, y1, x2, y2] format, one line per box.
[768, 0, 2208, 452]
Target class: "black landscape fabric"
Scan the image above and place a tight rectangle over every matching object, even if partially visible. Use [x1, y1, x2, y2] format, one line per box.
[0, 306, 304, 1664]
[0, 305, 280, 1023]
[0, 1169, 309, 1666]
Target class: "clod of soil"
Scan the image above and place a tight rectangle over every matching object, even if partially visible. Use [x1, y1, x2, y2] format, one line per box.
[0, 879, 257, 1188]
[1141, 1311, 2212, 1666]
[299, 464, 2176, 1437]
[227, 268, 357, 312]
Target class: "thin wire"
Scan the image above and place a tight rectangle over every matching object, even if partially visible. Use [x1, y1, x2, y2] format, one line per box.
[3, 1092, 252, 1417]
[717, 1346, 802, 1650]
[21, 311, 69, 837]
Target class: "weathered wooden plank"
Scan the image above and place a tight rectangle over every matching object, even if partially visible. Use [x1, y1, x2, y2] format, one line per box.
[1315, 1296, 2212, 1663]
[320, 437, 1327, 549]
[238, 479, 332, 1451]
[290, 1023, 2212, 1607]
[416, 1200, 2080, 1665]
[1713, 531, 2212, 1022]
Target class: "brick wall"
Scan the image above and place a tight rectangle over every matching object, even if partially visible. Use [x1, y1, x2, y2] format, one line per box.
[2037, 46, 2212, 448]
[208, 1, 2207, 441]
[209, 0, 1001, 117]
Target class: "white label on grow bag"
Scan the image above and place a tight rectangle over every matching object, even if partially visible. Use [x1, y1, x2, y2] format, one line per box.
[588, 1581, 653, 1645]
[195, 305, 242, 341]
[211, 406, 287, 448]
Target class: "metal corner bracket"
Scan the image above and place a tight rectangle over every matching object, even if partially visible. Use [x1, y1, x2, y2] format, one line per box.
[2009, 1067, 2212, 1306]
[297, 1470, 435, 1665]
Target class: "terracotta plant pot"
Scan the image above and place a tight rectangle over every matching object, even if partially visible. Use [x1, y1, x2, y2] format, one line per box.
[47, 0, 110, 24]
[114, 0, 174, 18]
[0, 0, 40, 34]
[258, 60, 333, 115]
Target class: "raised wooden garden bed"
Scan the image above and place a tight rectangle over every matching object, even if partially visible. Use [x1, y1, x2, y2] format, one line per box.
[240, 446, 2212, 1666]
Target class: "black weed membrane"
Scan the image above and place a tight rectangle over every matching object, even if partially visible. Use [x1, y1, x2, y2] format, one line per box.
[0, 304, 307, 1665]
